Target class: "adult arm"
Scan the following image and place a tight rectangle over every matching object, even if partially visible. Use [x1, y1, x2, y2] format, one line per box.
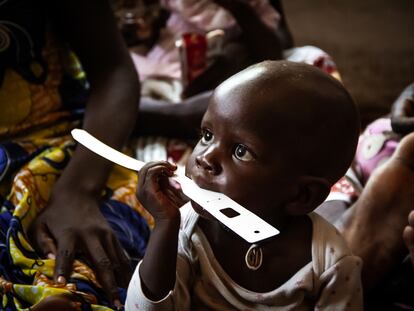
[183, 0, 293, 96]
[269, 0, 294, 49]
[213, 0, 293, 61]
[29, 0, 140, 303]
[391, 82, 414, 135]
[135, 91, 212, 139]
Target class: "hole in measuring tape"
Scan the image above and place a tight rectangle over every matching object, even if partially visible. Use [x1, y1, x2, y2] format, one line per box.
[220, 207, 240, 218]
[254, 230, 260, 234]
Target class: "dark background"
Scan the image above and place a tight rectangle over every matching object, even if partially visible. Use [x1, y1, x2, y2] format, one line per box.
[284, 0, 414, 127]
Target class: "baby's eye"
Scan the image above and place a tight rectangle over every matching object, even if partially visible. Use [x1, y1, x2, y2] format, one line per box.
[234, 144, 254, 161]
[201, 129, 214, 144]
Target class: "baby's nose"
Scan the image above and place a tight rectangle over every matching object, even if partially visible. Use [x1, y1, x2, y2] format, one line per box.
[195, 150, 221, 175]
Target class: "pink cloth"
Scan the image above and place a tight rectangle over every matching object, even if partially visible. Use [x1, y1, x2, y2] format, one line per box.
[131, 0, 280, 81]
[354, 118, 400, 184]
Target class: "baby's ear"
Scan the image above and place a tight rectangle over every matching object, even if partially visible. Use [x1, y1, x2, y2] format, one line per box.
[285, 176, 331, 216]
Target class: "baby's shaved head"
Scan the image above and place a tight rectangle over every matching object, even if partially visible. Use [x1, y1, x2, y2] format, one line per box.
[214, 60, 360, 183]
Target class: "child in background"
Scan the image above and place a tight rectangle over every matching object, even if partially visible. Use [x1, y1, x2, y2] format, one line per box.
[129, 0, 284, 74]
[128, 0, 292, 100]
[119, 0, 340, 140]
[126, 60, 363, 310]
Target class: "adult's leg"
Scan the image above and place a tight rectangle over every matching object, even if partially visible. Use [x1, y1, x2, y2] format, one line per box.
[336, 132, 414, 292]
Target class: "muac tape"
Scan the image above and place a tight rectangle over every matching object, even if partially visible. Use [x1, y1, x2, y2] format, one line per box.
[71, 129, 279, 243]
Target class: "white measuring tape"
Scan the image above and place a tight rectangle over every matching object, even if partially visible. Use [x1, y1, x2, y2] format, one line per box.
[71, 129, 279, 243]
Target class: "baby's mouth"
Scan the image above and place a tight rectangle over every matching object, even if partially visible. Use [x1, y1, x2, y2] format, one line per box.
[188, 172, 216, 192]
[186, 172, 220, 220]
[190, 200, 215, 221]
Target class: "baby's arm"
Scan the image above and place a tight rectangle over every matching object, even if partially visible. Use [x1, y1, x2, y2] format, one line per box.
[135, 161, 182, 300]
[126, 248, 193, 310]
[315, 255, 363, 310]
[126, 161, 196, 310]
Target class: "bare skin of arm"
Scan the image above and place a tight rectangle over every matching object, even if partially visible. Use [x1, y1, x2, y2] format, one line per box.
[136, 161, 183, 300]
[183, 0, 293, 97]
[135, 91, 212, 139]
[31, 295, 82, 311]
[391, 82, 414, 135]
[268, 0, 294, 49]
[213, 0, 292, 61]
[29, 0, 140, 304]
[135, 1, 294, 133]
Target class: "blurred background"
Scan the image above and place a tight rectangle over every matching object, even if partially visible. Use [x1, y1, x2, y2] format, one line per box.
[284, 0, 414, 127]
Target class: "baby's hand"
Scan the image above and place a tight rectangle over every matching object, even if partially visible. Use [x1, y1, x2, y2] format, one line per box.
[137, 161, 182, 222]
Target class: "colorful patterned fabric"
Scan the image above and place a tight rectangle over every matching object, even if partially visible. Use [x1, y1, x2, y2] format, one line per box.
[0, 0, 89, 140]
[354, 118, 400, 185]
[0, 1, 150, 309]
[0, 124, 151, 310]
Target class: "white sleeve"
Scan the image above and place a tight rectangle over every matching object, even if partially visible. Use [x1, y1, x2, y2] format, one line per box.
[125, 237, 194, 311]
[125, 261, 173, 311]
[315, 255, 363, 311]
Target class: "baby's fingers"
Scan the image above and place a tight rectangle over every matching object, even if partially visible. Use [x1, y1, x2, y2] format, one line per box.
[137, 161, 177, 205]
[138, 162, 176, 187]
[164, 180, 189, 207]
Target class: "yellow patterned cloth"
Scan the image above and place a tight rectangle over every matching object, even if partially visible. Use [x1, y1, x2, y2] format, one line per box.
[0, 122, 151, 310]
[0, 32, 82, 140]
[1, 3, 150, 309]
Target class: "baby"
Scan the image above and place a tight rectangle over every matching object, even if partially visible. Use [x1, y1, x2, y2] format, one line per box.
[126, 60, 363, 310]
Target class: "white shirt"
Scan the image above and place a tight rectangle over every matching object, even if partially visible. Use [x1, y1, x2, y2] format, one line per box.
[126, 203, 363, 310]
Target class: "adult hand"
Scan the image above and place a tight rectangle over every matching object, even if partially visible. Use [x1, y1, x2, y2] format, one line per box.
[391, 83, 414, 135]
[29, 185, 131, 303]
[31, 295, 82, 311]
[137, 161, 183, 222]
[182, 56, 230, 99]
[391, 97, 414, 135]
[31, 0, 139, 306]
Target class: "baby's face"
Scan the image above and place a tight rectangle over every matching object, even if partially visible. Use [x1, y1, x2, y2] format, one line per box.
[185, 81, 297, 222]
